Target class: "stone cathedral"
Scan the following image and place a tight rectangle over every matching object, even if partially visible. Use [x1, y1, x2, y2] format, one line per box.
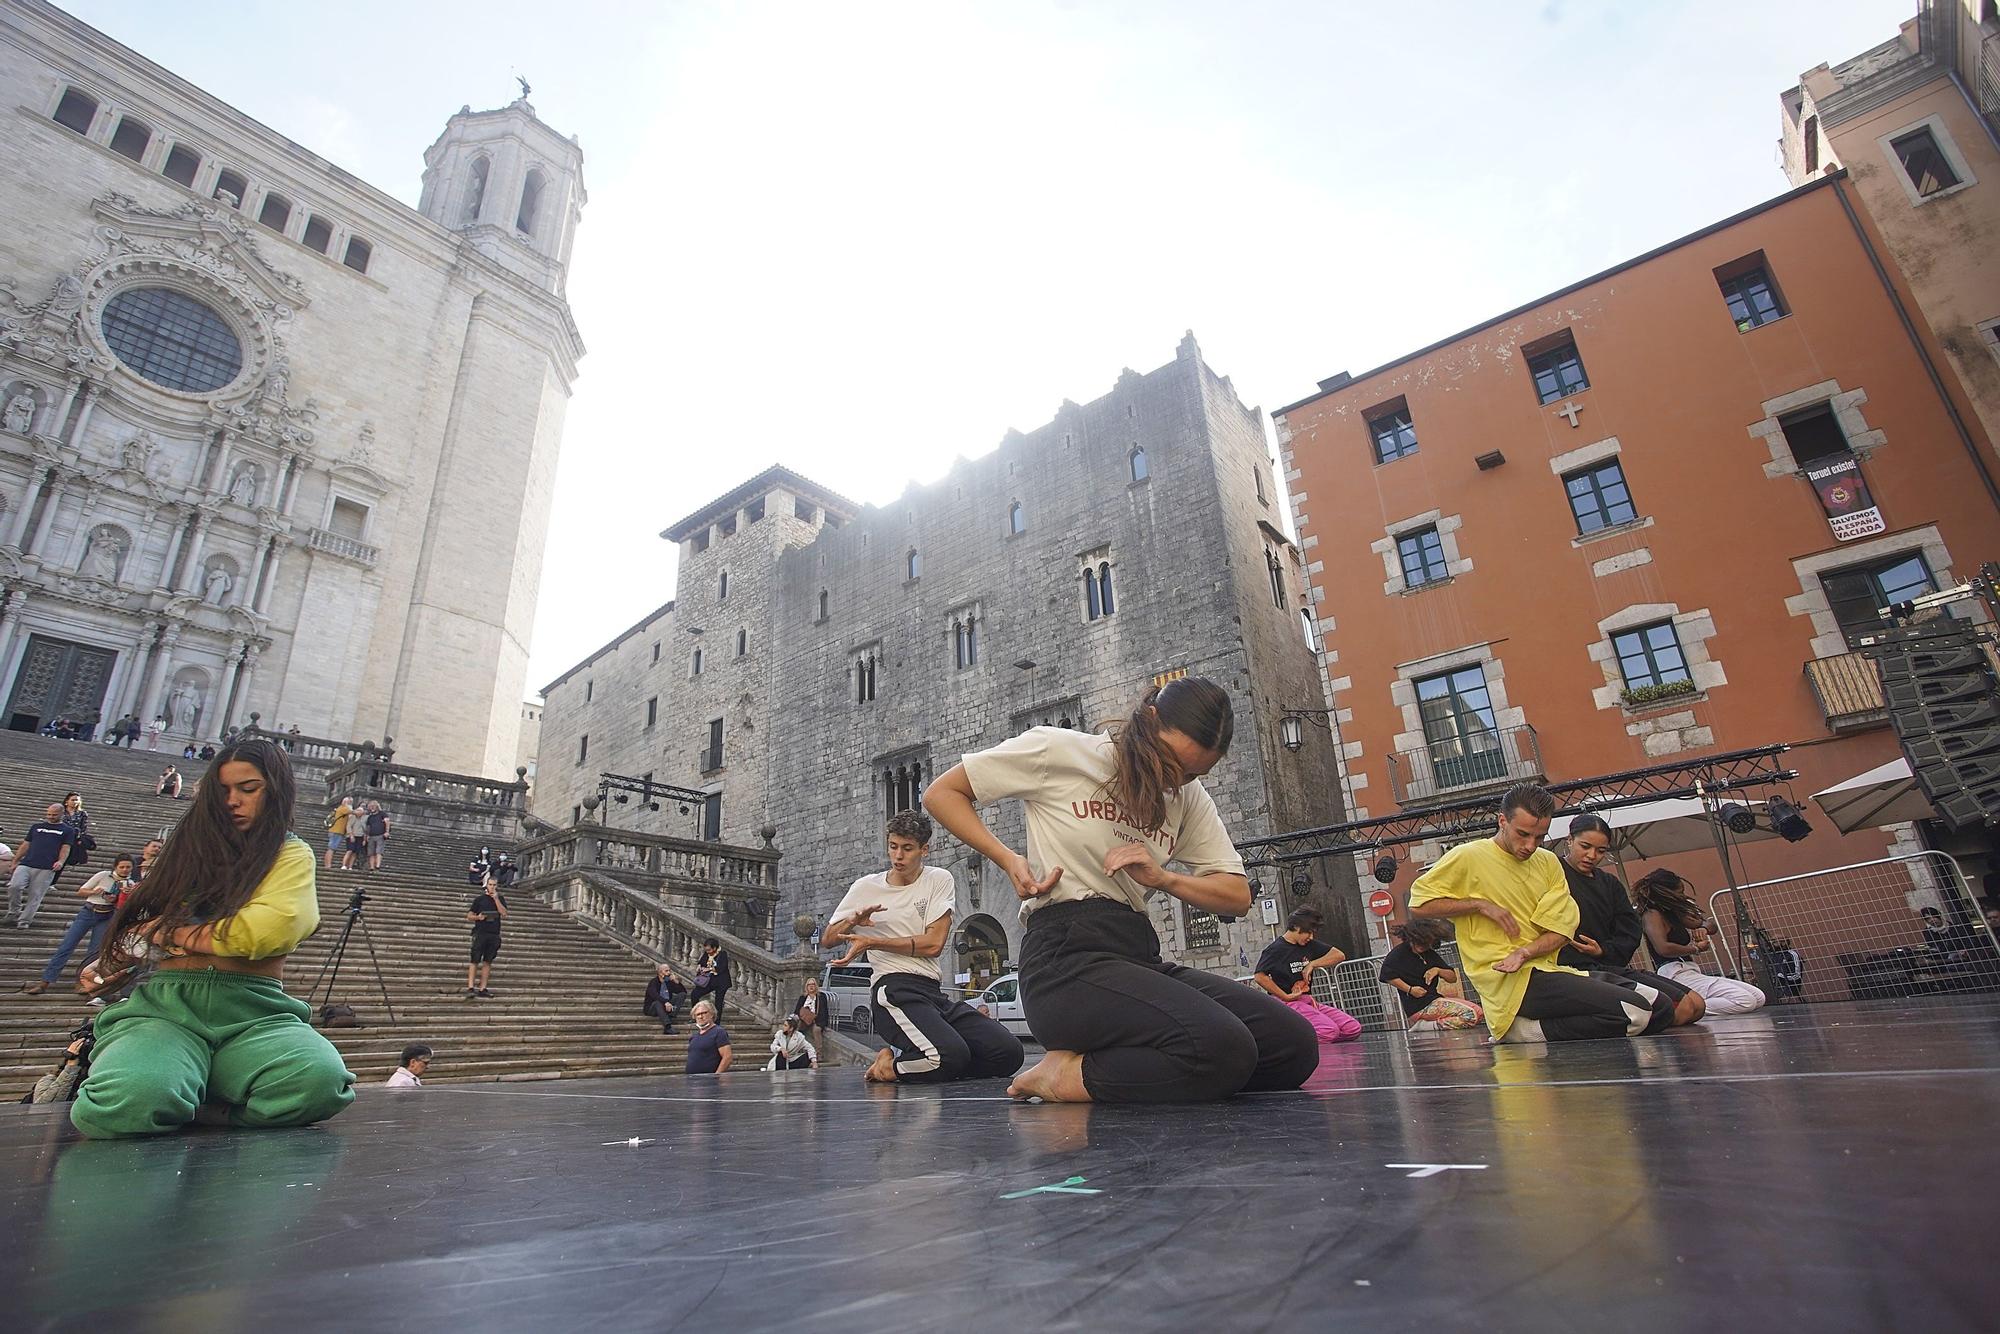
[0, 1, 584, 776]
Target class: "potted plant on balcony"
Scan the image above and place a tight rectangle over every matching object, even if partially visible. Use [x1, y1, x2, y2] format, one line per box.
[1620, 679, 1698, 709]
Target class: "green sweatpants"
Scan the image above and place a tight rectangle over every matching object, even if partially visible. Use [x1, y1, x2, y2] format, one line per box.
[71, 968, 355, 1139]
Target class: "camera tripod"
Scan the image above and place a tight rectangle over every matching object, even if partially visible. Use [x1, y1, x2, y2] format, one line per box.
[306, 887, 397, 1023]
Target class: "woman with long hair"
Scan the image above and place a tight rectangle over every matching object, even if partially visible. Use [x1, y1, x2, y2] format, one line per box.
[923, 677, 1317, 1102]
[1378, 919, 1484, 1030]
[1554, 816, 1704, 1027]
[1632, 868, 1766, 1015]
[69, 738, 355, 1138]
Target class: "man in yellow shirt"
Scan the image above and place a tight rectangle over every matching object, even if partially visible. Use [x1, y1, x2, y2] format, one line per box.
[1408, 784, 1677, 1042]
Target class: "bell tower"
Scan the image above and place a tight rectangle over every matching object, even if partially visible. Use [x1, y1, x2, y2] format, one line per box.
[418, 95, 585, 292]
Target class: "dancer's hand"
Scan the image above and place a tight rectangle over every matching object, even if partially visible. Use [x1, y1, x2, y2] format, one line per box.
[1480, 902, 1522, 937]
[1494, 948, 1529, 974]
[1102, 842, 1166, 889]
[831, 939, 867, 966]
[848, 904, 884, 927]
[1571, 933, 1603, 957]
[1006, 851, 1062, 901]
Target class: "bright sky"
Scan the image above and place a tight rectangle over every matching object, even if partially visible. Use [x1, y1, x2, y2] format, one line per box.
[61, 0, 1906, 693]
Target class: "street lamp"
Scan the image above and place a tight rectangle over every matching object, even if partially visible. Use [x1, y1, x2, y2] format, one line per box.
[1278, 707, 1332, 753]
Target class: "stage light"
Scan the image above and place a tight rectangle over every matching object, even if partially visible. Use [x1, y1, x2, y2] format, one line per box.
[1291, 870, 1312, 894]
[1769, 796, 1813, 843]
[1373, 855, 1397, 884]
[1716, 802, 1756, 835]
[613, 793, 629, 804]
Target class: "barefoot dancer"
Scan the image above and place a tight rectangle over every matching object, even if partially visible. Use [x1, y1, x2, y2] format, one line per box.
[823, 811, 1023, 1085]
[923, 677, 1318, 1103]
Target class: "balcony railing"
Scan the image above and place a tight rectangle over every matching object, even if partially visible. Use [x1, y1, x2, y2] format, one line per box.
[1388, 723, 1545, 807]
[305, 526, 380, 565]
[1805, 651, 1888, 732]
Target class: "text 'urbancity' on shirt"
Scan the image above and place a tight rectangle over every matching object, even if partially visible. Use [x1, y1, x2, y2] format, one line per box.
[960, 726, 1245, 921]
[1408, 839, 1583, 1039]
[830, 865, 956, 982]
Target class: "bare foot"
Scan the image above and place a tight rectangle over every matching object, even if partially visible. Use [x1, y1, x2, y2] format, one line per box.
[1007, 1049, 1090, 1102]
[863, 1047, 898, 1083]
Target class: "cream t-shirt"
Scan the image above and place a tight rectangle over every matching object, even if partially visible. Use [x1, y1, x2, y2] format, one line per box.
[961, 726, 1245, 921]
[829, 865, 956, 982]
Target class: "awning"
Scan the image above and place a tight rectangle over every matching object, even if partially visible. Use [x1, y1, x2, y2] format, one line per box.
[1548, 794, 1775, 860]
[1810, 757, 1929, 834]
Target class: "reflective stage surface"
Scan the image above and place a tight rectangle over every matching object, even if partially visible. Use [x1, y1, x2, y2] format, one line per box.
[4, 999, 1997, 1332]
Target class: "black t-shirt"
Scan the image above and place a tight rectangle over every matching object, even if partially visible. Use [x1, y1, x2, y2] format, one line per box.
[1378, 943, 1452, 1016]
[469, 893, 503, 936]
[1254, 936, 1335, 996]
[1558, 861, 1643, 972]
[365, 811, 389, 836]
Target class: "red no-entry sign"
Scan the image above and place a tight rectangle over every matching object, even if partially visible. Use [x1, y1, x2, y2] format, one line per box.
[1367, 890, 1395, 916]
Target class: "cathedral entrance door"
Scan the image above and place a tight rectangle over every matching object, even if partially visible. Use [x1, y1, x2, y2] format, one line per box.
[5, 634, 117, 735]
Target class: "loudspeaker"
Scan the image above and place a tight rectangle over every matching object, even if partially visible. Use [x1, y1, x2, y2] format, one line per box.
[1877, 618, 2000, 831]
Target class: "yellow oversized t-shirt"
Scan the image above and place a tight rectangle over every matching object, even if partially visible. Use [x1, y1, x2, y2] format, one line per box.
[1407, 838, 1584, 1038]
[209, 835, 321, 959]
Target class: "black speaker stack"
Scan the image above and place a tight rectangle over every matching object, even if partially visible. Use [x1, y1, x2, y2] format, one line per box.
[1862, 616, 2000, 830]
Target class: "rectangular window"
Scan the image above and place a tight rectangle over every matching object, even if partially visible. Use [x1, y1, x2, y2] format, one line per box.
[1414, 664, 1504, 789]
[1184, 905, 1222, 951]
[108, 116, 150, 162]
[652, 642, 660, 663]
[578, 734, 588, 764]
[745, 497, 765, 523]
[1612, 621, 1693, 691]
[1527, 336, 1590, 404]
[585, 680, 593, 703]
[1367, 400, 1419, 463]
[1563, 460, 1638, 534]
[1779, 404, 1850, 468]
[1891, 127, 1961, 197]
[1821, 553, 1936, 647]
[162, 144, 201, 187]
[645, 697, 657, 728]
[1396, 526, 1450, 587]
[1718, 264, 1786, 329]
[701, 792, 721, 841]
[705, 718, 723, 772]
[327, 497, 369, 540]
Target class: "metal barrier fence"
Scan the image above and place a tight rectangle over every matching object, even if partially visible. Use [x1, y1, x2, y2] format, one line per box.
[1307, 941, 1483, 1033]
[1707, 851, 2000, 1006]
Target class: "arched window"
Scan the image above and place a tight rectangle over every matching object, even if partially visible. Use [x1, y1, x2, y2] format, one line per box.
[719, 570, 729, 600]
[517, 168, 545, 235]
[1266, 551, 1285, 609]
[1129, 447, 1148, 482]
[857, 653, 877, 704]
[907, 549, 920, 581]
[818, 589, 829, 620]
[162, 144, 200, 187]
[1098, 562, 1115, 616]
[341, 237, 372, 274]
[301, 215, 333, 254]
[465, 155, 490, 221]
[1008, 501, 1025, 535]
[214, 169, 247, 209]
[1084, 566, 1100, 621]
[257, 193, 292, 234]
[52, 88, 97, 135]
[691, 647, 704, 676]
[108, 116, 151, 163]
[954, 617, 978, 669]
[736, 628, 747, 657]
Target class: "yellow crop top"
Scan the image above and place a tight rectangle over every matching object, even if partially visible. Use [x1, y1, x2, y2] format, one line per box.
[208, 835, 321, 959]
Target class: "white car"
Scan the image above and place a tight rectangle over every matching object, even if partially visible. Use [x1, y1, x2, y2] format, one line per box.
[821, 963, 875, 1032]
[971, 973, 1031, 1039]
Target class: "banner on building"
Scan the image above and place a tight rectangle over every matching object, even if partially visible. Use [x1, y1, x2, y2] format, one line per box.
[1806, 452, 1885, 542]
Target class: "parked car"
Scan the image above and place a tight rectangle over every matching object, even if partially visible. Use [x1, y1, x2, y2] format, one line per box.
[971, 972, 1030, 1039]
[821, 963, 875, 1031]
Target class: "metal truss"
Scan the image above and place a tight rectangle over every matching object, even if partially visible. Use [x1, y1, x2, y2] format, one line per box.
[596, 770, 709, 812]
[1237, 743, 1798, 866]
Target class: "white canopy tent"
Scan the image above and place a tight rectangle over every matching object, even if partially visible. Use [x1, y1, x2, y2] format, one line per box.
[1809, 757, 1931, 834]
[1548, 795, 1778, 861]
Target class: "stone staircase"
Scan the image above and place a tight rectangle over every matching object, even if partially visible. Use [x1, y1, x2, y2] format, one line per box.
[0, 729, 759, 1096]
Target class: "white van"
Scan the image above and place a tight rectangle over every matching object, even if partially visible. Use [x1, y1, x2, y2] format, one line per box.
[820, 963, 875, 1031]
[971, 972, 1031, 1039]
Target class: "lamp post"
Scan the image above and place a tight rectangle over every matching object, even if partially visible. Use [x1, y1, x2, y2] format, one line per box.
[1278, 707, 1332, 753]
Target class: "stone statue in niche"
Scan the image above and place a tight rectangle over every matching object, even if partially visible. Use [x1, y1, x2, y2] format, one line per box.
[79, 526, 126, 582]
[262, 357, 291, 405]
[168, 680, 200, 735]
[202, 560, 235, 607]
[228, 462, 260, 508]
[2, 391, 33, 436]
[46, 274, 84, 320]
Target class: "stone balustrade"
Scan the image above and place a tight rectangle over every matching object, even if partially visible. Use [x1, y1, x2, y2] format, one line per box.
[304, 526, 380, 565]
[325, 755, 531, 841]
[515, 823, 783, 948]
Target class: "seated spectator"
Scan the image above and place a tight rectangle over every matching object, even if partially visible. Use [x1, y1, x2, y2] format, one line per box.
[468, 848, 492, 886]
[1554, 815, 1704, 1028]
[1251, 908, 1362, 1043]
[181, 743, 198, 760]
[644, 963, 688, 1033]
[1633, 869, 1767, 1015]
[1410, 784, 1679, 1043]
[1378, 920, 1483, 1030]
[495, 854, 519, 888]
[792, 976, 829, 1048]
[25, 853, 134, 994]
[766, 1015, 817, 1070]
[198, 744, 216, 761]
[156, 766, 182, 799]
[385, 1045, 432, 1088]
[686, 1000, 732, 1074]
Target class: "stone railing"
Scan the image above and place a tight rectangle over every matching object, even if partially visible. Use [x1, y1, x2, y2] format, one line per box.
[515, 822, 782, 949]
[535, 867, 818, 1029]
[326, 755, 531, 841]
[304, 526, 380, 565]
[240, 718, 395, 768]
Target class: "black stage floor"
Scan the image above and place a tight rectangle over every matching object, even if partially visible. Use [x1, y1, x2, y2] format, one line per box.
[5, 999, 1999, 1332]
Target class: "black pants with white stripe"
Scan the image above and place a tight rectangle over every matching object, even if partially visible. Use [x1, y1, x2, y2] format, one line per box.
[1516, 969, 1678, 1041]
[872, 974, 1025, 1083]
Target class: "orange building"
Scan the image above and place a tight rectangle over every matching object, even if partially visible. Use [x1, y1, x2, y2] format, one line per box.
[1275, 170, 2000, 946]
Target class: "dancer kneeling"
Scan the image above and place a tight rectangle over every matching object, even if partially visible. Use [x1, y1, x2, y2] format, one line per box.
[1633, 869, 1767, 1015]
[1409, 784, 1678, 1043]
[70, 738, 356, 1138]
[1555, 815, 1705, 1027]
[923, 677, 1318, 1102]
[1253, 908, 1363, 1042]
[824, 811, 1023, 1085]
[1378, 920, 1483, 1029]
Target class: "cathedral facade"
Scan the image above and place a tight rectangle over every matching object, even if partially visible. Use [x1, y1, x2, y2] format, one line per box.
[538, 335, 1363, 977]
[0, 1, 584, 775]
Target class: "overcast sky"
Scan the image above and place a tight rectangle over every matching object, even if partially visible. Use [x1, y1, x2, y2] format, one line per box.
[62, 0, 1906, 693]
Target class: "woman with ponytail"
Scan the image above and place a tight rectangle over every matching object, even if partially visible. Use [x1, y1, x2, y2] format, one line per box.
[70, 738, 355, 1137]
[1632, 868, 1766, 1015]
[923, 677, 1317, 1102]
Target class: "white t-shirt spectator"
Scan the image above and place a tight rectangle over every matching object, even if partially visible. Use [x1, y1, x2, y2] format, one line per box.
[78, 868, 122, 908]
[766, 1029, 816, 1068]
[830, 866, 956, 982]
[384, 1068, 421, 1088]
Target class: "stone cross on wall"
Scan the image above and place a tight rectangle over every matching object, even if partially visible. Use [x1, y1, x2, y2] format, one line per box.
[1554, 402, 1582, 428]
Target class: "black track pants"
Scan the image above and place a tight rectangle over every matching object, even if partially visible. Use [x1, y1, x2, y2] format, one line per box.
[1019, 897, 1320, 1103]
[1516, 969, 1677, 1040]
[871, 974, 1025, 1083]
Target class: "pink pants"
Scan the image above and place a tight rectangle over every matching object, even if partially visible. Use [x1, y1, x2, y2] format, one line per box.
[1284, 994, 1363, 1043]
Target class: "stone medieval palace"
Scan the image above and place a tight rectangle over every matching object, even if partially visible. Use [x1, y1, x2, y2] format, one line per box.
[536, 335, 1359, 978]
[0, 0, 584, 778]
